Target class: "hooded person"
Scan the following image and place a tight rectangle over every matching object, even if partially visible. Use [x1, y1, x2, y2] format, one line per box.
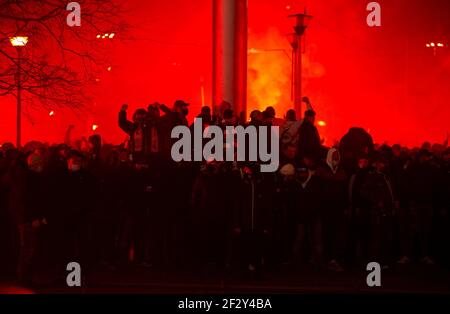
[340, 127, 375, 175]
[316, 148, 348, 271]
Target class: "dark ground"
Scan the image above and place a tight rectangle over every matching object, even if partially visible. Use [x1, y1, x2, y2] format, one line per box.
[1, 263, 449, 294]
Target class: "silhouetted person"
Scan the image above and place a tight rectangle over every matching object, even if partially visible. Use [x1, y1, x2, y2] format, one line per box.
[359, 155, 395, 267]
[291, 165, 323, 266]
[263, 106, 284, 126]
[248, 110, 263, 126]
[118, 104, 151, 165]
[159, 100, 190, 158]
[340, 127, 375, 175]
[401, 149, 437, 264]
[58, 151, 98, 281]
[198, 106, 212, 125]
[281, 109, 301, 147]
[232, 165, 275, 278]
[297, 109, 322, 162]
[221, 109, 238, 127]
[316, 148, 348, 272]
[146, 103, 163, 166]
[191, 161, 232, 272]
[5, 153, 48, 286]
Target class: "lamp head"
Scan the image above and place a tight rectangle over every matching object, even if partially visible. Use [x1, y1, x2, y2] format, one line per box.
[288, 12, 313, 36]
[10, 36, 28, 47]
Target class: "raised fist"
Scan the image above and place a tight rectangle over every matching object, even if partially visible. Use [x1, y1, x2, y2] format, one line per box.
[121, 104, 128, 111]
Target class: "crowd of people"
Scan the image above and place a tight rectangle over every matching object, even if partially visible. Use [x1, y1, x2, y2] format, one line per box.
[0, 98, 449, 287]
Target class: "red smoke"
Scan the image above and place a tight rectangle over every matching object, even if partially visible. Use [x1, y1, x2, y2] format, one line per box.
[0, 0, 448, 147]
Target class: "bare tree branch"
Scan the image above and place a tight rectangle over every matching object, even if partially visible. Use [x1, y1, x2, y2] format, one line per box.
[0, 0, 128, 114]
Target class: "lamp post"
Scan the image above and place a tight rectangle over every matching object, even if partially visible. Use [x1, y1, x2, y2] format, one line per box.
[9, 36, 28, 148]
[288, 10, 312, 118]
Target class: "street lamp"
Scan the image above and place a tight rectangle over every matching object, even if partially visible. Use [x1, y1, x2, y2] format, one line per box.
[9, 36, 29, 148]
[10, 36, 28, 47]
[425, 41, 448, 56]
[288, 10, 312, 117]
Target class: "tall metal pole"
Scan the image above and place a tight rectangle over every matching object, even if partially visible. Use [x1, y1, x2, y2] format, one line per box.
[234, 0, 247, 120]
[289, 11, 312, 119]
[212, 0, 247, 118]
[293, 35, 302, 117]
[16, 48, 22, 148]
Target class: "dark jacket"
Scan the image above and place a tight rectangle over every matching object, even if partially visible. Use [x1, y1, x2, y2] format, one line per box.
[316, 163, 348, 212]
[59, 169, 98, 221]
[233, 173, 276, 232]
[348, 168, 371, 214]
[359, 170, 395, 216]
[158, 111, 188, 157]
[292, 174, 323, 224]
[118, 110, 161, 162]
[406, 161, 437, 205]
[6, 166, 48, 225]
[191, 167, 236, 228]
[297, 120, 321, 161]
[340, 127, 375, 173]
